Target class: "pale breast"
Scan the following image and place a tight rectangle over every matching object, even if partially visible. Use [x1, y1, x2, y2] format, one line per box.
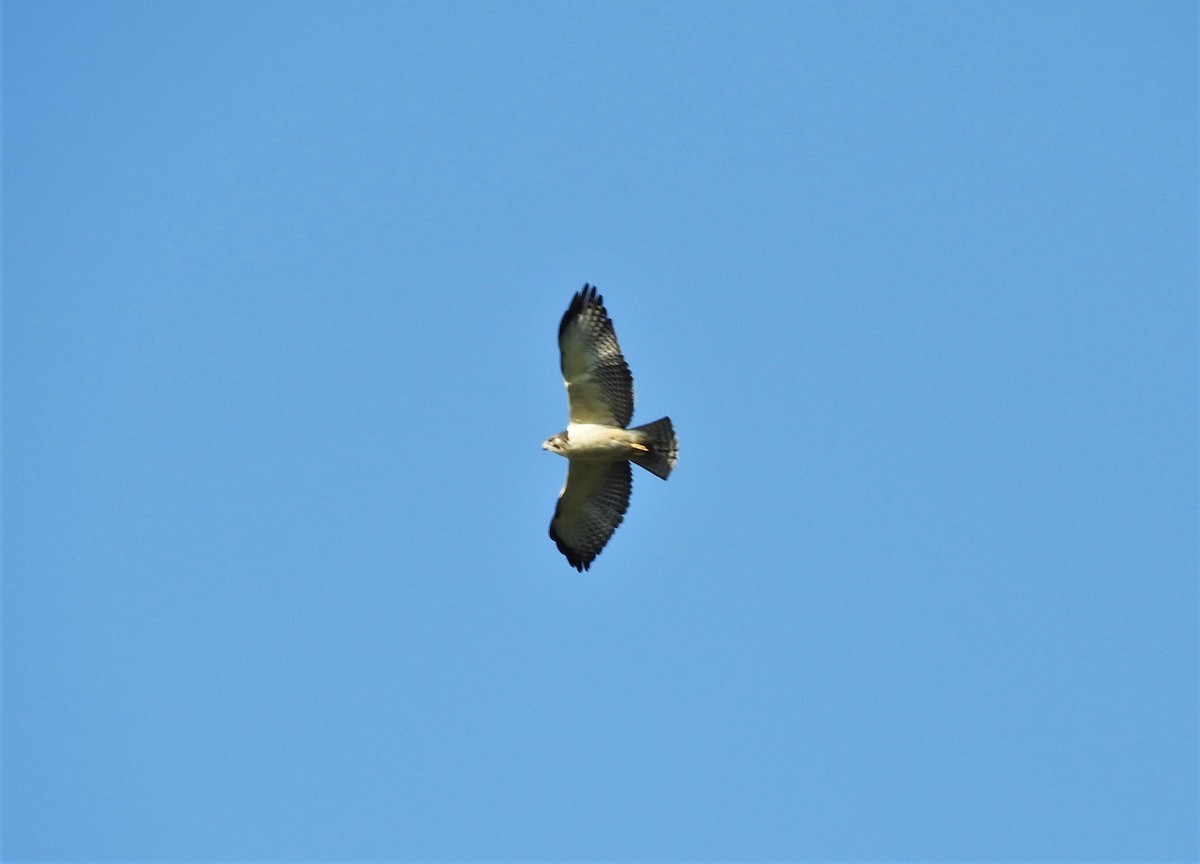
[564, 423, 639, 460]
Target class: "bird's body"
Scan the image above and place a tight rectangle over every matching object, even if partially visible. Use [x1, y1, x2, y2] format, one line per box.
[543, 285, 678, 571]
[546, 423, 645, 460]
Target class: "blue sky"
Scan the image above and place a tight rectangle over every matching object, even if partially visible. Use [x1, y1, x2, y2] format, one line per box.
[3, 1, 1196, 860]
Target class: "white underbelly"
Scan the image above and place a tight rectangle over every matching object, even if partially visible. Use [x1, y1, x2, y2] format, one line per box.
[566, 423, 637, 459]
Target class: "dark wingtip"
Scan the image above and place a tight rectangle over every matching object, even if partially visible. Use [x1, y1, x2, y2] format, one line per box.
[549, 522, 593, 571]
[559, 283, 604, 343]
[575, 283, 602, 310]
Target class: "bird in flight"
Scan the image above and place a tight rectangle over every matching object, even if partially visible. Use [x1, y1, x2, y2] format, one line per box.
[543, 284, 678, 570]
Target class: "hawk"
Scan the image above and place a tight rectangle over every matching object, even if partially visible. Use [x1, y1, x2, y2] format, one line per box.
[543, 284, 678, 570]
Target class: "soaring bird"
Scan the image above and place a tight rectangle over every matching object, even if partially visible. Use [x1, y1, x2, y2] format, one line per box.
[542, 285, 678, 570]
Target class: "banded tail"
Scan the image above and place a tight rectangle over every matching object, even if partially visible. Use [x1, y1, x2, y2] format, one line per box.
[630, 417, 678, 480]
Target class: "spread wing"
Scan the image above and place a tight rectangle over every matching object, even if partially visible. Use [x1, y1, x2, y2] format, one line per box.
[549, 460, 632, 571]
[558, 284, 634, 427]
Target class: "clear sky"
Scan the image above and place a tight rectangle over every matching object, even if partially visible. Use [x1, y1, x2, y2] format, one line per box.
[3, 1, 1196, 861]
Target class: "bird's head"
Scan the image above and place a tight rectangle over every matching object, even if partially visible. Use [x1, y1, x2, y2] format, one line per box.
[542, 432, 568, 456]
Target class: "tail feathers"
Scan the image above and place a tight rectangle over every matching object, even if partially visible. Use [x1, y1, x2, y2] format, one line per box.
[630, 417, 678, 480]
